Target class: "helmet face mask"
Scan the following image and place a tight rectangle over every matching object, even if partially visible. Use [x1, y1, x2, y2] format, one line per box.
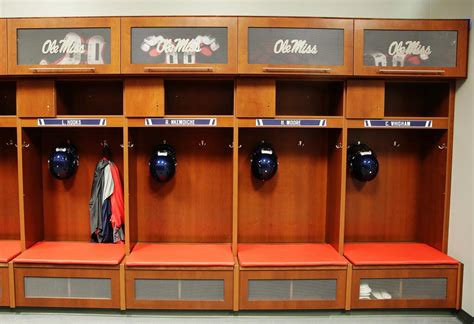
[250, 142, 278, 181]
[48, 144, 79, 180]
[149, 144, 177, 183]
[348, 143, 379, 182]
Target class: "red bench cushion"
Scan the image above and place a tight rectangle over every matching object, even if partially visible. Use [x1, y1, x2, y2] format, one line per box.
[0, 240, 22, 263]
[344, 242, 459, 266]
[238, 243, 347, 267]
[126, 243, 234, 267]
[14, 241, 125, 266]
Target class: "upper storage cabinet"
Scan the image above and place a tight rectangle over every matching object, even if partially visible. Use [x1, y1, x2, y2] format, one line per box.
[121, 17, 237, 74]
[238, 17, 353, 75]
[7, 17, 121, 75]
[0, 20, 7, 75]
[354, 19, 468, 77]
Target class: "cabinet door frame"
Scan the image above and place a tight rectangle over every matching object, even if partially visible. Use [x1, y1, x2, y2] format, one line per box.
[354, 19, 468, 78]
[7, 17, 121, 75]
[121, 17, 237, 74]
[238, 17, 354, 75]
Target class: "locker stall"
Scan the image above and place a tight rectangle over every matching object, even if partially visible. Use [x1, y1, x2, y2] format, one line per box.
[124, 78, 235, 310]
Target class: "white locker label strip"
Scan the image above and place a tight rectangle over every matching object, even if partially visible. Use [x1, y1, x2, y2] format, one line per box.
[37, 118, 107, 127]
[145, 118, 217, 126]
[256, 119, 327, 127]
[364, 120, 433, 128]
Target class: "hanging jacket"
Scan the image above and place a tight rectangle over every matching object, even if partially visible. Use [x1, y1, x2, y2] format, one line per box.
[89, 159, 109, 243]
[109, 162, 125, 243]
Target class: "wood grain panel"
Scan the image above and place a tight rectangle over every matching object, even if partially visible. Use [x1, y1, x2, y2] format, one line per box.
[17, 80, 56, 117]
[345, 129, 446, 242]
[325, 130, 344, 252]
[346, 80, 384, 119]
[0, 267, 9, 306]
[36, 128, 123, 241]
[125, 269, 233, 309]
[130, 128, 233, 242]
[56, 81, 123, 115]
[385, 81, 450, 117]
[417, 131, 448, 250]
[0, 129, 20, 240]
[238, 128, 329, 243]
[127, 124, 139, 249]
[277, 81, 344, 116]
[351, 267, 458, 309]
[239, 269, 347, 309]
[14, 266, 120, 308]
[0, 82, 17, 116]
[124, 79, 164, 117]
[235, 79, 275, 118]
[20, 128, 44, 248]
[165, 80, 234, 115]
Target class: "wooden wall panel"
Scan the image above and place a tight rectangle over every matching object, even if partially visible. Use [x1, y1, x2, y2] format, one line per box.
[238, 129, 328, 243]
[345, 129, 446, 243]
[19, 129, 44, 248]
[417, 131, 448, 250]
[346, 80, 384, 119]
[276, 81, 344, 116]
[17, 80, 56, 118]
[235, 79, 275, 117]
[124, 79, 164, 117]
[39, 128, 123, 241]
[0, 129, 20, 240]
[0, 82, 17, 116]
[325, 130, 344, 252]
[130, 128, 233, 243]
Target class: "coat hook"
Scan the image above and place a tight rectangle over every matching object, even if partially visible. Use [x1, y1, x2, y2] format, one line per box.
[297, 140, 305, 147]
[100, 140, 109, 147]
[335, 143, 343, 149]
[120, 141, 135, 148]
[393, 140, 401, 148]
[198, 140, 207, 148]
[438, 143, 448, 150]
[19, 142, 30, 148]
[228, 142, 242, 149]
[5, 139, 15, 147]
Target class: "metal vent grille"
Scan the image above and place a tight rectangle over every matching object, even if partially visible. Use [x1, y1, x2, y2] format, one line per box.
[360, 278, 447, 300]
[24, 277, 112, 299]
[135, 279, 224, 301]
[248, 279, 337, 301]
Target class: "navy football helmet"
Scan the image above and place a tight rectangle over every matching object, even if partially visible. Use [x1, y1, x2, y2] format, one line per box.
[48, 144, 79, 180]
[149, 144, 177, 183]
[348, 143, 379, 182]
[250, 142, 278, 181]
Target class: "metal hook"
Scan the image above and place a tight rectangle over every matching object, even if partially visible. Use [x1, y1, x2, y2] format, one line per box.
[438, 143, 448, 150]
[5, 139, 15, 147]
[120, 141, 135, 148]
[393, 140, 401, 148]
[15, 141, 30, 148]
[228, 142, 242, 149]
[100, 140, 109, 147]
[297, 140, 305, 147]
[198, 140, 207, 148]
[335, 143, 343, 149]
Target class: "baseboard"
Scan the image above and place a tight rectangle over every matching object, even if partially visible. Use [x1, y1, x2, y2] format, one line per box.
[458, 309, 474, 324]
